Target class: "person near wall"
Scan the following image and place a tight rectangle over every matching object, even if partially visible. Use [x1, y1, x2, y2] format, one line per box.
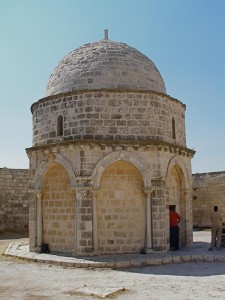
[208, 205, 223, 251]
[169, 205, 181, 250]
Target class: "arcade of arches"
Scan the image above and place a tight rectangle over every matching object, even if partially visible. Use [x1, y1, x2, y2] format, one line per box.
[29, 149, 193, 256]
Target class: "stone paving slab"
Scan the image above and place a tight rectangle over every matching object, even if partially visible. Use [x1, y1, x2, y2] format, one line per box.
[65, 286, 126, 299]
[4, 230, 225, 269]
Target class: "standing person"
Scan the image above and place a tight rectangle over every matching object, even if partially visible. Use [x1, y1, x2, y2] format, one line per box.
[169, 205, 181, 250]
[208, 205, 223, 251]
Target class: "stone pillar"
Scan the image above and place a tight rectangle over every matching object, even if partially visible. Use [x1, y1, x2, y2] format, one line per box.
[75, 187, 94, 255]
[151, 179, 167, 252]
[144, 187, 153, 253]
[36, 190, 43, 250]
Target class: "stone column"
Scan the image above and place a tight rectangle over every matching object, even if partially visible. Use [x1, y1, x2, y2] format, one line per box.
[183, 188, 193, 246]
[70, 188, 77, 255]
[144, 188, 153, 253]
[36, 190, 43, 250]
[28, 187, 37, 252]
[92, 189, 99, 253]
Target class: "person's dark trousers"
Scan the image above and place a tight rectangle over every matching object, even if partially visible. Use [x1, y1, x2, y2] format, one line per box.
[170, 225, 180, 249]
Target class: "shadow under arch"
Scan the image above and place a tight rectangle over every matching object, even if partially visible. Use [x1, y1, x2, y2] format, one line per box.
[166, 155, 193, 247]
[91, 150, 152, 187]
[33, 153, 76, 189]
[165, 155, 191, 190]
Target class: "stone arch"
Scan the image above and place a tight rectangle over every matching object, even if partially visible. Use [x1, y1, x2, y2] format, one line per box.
[33, 153, 76, 189]
[165, 156, 191, 190]
[96, 160, 146, 254]
[91, 150, 152, 188]
[41, 162, 76, 254]
[166, 156, 191, 247]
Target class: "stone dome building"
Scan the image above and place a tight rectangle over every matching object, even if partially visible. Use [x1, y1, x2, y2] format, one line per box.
[27, 30, 195, 256]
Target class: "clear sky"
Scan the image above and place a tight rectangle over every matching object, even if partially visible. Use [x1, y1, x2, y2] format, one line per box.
[0, 0, 224, 173]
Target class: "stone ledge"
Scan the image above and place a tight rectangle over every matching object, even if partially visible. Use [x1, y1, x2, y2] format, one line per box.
[4, 242, 225, 270]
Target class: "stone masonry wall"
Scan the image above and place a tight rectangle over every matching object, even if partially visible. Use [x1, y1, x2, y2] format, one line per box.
[31, 90, 186, 148]
[0, 168, 29, 233]
[192, 171, 225, 228]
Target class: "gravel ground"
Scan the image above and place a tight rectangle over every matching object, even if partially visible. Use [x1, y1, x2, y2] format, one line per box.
[1, 231, 225, 300]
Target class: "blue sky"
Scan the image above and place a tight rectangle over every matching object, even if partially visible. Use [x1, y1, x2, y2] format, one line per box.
[0, 0, 224, 173]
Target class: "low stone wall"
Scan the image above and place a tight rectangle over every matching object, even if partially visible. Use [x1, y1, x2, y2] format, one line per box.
[192, 171, 225, 228]
[0, 168, 29, 233]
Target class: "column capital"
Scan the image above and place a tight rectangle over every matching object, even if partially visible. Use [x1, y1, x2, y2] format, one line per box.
[143, 187, 152, 197]
[92, 188, 100, 198]
[35, 190, 42, 198]
[70, 188, 76, 196]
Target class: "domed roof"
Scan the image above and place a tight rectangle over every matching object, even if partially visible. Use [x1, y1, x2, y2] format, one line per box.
[46, 31, 166, 96]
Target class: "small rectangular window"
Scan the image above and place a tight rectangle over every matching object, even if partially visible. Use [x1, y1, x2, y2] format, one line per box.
[172, 117, 176, 140]
[57, 115, 63, 136]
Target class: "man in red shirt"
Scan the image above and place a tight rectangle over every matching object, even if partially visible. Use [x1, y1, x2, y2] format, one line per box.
[169, 205, 181, 250]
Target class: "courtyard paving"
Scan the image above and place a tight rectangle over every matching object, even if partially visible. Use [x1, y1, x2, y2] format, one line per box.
[1, 230, 225, 299]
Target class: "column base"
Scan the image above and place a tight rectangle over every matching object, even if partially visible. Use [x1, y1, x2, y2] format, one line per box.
[35, 246, 42, 253]
[145, 247, 154, 254]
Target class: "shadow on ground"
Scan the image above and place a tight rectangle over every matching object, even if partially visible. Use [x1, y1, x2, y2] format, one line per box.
[122, 260, 225, 276]
[0, 232, 28, 240]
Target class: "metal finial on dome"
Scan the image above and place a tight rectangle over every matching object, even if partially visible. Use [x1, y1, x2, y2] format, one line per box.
[104, 29, 108, 40]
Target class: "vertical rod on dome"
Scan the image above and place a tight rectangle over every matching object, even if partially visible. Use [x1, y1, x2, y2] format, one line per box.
[104, 29, 108, 40]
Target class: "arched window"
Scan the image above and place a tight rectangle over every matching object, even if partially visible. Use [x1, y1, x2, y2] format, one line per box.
[172, 117, 176, 140]
[57, 115, 63, 136]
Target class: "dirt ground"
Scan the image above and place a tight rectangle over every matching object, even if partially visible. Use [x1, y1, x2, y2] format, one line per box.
[1, 232, 225, 300]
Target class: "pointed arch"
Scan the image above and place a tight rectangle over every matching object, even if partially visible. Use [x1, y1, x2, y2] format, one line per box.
[91, 150, 152, 187]
[41, 163, 76, 254]
[33, 153, 76, 189]
[165, 156, 191, 190]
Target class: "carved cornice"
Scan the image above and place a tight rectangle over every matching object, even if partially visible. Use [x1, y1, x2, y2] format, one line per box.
[26, 139, 195, 157]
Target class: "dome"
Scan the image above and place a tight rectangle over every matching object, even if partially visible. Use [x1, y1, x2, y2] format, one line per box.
[46, 32, 166, 96]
